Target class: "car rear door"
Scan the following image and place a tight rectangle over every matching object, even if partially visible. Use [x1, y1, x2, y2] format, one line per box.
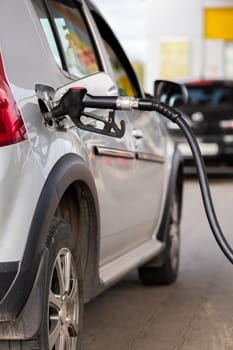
[89, 8, 167, 246]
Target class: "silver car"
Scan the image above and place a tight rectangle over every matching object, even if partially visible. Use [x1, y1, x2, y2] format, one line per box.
[0, 1, 183, 349]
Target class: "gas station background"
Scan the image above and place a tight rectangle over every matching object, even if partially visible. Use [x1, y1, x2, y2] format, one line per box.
[95, 0, 233, 93]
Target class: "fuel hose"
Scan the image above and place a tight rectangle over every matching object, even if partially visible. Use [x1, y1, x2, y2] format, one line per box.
[137, 97, 233, 265]
[175, 115, 233, 264]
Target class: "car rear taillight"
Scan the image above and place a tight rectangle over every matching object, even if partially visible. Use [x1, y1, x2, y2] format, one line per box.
[0, 53, 27, 147]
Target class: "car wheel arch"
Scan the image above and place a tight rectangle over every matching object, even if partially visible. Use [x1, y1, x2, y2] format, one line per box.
[0, 153, 100, 325]
[55, 180, 100, 302]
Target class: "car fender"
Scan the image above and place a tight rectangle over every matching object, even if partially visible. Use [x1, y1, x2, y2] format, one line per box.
[0, 153, 99, 334]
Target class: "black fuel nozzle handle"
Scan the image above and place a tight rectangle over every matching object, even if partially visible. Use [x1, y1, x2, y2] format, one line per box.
[44, 87, 126, 138]
[45, 87, 182, 126]
[44, 87, 87, 122]
[44, 87, 120, 122]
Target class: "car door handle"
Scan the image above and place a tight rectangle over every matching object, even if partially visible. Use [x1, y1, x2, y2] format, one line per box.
[132, 129, 144, 139]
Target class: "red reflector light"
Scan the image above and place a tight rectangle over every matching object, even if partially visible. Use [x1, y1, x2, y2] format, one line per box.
[0, 53, 27, 147]
[187, 80, 213, 87]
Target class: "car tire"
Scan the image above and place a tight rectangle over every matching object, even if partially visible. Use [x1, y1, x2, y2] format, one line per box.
[138, 190, 180, 285]
[0, 218, 83, 350]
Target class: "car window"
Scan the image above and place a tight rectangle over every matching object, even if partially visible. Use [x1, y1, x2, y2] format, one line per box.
[103, 39, 134, 97]
[187, 85, 233, 106]
[33, 0, 99, 78]
[91, 11, 142, 98]
[32, 0, 62, 68]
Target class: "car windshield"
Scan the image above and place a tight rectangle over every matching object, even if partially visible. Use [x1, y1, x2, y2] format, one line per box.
[187, 84, 233, 106]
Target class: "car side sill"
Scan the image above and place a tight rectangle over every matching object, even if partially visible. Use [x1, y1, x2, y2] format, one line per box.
[99, 239, 164, 286]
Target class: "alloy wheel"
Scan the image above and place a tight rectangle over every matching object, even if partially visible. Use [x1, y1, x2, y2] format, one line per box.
[48, 248, 79, 350]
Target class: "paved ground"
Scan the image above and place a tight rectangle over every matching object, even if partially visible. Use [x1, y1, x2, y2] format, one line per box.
[83, 178, 233, 350]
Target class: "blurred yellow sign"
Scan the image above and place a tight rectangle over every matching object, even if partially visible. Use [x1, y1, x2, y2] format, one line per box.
[205, 8, 233, 40]
[160, 40, 189, 79]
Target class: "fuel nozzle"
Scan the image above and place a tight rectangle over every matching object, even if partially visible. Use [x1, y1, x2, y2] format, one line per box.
[44, 87, 87, 122]
[47, 86, 181, 123]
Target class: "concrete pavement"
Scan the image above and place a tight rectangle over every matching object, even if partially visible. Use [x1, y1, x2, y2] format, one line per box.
[83, 179, 233, 350]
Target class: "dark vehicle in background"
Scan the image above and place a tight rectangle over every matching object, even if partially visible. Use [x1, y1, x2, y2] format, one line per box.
[164, 80, 233, 172]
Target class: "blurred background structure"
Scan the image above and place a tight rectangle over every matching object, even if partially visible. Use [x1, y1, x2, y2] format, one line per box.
[94, 0, 233, 93]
